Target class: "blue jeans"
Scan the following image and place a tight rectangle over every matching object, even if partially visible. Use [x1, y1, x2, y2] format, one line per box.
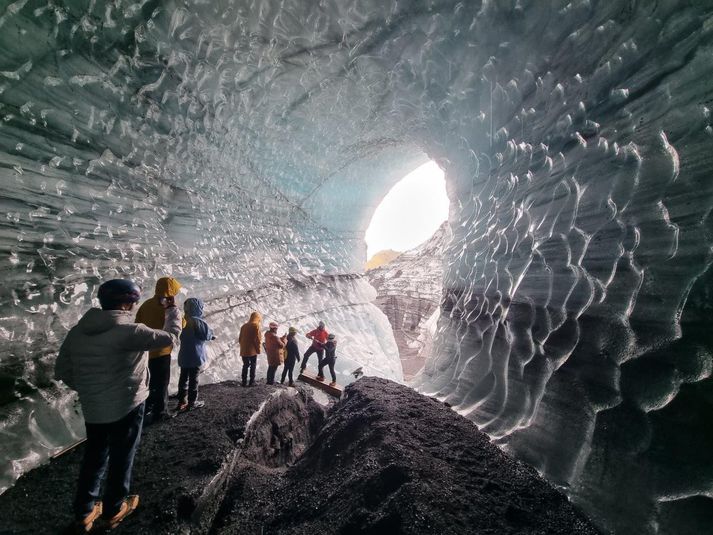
[74, 403, 145, 519]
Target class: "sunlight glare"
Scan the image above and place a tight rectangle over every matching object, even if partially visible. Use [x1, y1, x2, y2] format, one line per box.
[365, 161, 449, 260]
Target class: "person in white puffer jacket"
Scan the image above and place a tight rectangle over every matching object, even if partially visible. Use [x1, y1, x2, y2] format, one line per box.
[54, 279, 182, 533]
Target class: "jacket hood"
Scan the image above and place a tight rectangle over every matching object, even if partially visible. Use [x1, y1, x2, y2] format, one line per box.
[154, 277, 181, 297]
[184, 297, 204, 318]
[76, 308, 132, 335]
[249, 311, 262, 324]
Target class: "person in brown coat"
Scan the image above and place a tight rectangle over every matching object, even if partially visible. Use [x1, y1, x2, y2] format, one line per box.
[264, 321, 286, 385]
[238, 311, 262, 386]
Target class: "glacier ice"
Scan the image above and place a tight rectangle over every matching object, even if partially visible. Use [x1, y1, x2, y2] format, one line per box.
[1, 1, 713, 533]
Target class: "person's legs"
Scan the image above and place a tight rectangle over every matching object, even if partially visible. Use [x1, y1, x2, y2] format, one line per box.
[328, 360, 337, 383]
[248, 356, 256, 385]
[266, 365, 276, 385]
[316, 349, 326, 378]
[147, 357, 159, 414]
[177, 367, 189, 404]
[241, 356, 250, 386]
[74, 423, 110, 519]
[302, 346, 319, 371]
[287, 362, 294, 384]
[103, 403, 145, 517]
[280, 363, 288, 383]
[157, 355, 170, 415]
[148, 355, 170, 416]
[187, 368, 200, 405]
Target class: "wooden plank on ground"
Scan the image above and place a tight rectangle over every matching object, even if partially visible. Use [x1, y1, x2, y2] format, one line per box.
[298, 370, 343, 398]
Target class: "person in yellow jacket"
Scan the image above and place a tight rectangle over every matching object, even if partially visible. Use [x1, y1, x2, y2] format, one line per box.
[238, 311, 262, 387]
[135, 277, 183, 423]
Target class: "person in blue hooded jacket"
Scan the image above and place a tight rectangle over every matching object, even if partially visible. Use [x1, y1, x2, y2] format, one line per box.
[176, 298, 214, 411]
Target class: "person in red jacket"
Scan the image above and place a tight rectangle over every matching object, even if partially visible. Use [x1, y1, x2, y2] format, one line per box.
[300, 320, 328, 374]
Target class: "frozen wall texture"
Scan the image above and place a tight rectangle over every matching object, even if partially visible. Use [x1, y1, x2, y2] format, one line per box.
[1, 1, 712, 533]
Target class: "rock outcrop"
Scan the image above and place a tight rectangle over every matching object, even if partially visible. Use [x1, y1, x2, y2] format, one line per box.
[367, 223, 450, 380]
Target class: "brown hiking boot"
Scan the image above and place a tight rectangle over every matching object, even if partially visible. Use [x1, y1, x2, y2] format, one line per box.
[316, 375, 325, 381]
[329, 381, 337, 387]
[176, 401, 188, 412]
[102, 495, 139, 529]
[73, 501, 102, 533]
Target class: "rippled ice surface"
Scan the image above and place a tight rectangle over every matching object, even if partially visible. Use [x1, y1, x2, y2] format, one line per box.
[1, 1, 713, 534]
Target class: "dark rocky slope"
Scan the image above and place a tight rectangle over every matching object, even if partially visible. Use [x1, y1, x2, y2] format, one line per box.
[1, 377, 598, 534]
[0, 382, 325, 534]
[214, 377, 599, 534]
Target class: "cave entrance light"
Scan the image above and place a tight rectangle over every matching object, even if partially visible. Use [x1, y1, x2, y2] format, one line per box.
[364, 161, 448, 267]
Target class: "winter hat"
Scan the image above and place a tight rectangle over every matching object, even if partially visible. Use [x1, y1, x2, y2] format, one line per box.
[288, 327, 298, 335]
[183, 297, 204, 318]
[269, 321, 278, 329]
[328, 333, 336, 340]
[318, 320, 325, 329]
[98, 279, 141, 310]
[154, 276, 181, 297]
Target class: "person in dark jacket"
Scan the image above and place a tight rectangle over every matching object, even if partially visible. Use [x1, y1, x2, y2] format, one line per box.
[55, 279, 181, 532]
[176, 298, 214, 411]
[281, 327, 301, 386]
[318, 333, 338, 386]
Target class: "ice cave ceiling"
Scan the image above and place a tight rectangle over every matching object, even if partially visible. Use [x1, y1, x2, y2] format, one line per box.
[1, 0, 713, 533]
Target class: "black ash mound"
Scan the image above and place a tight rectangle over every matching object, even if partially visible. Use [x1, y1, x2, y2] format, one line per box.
[216, 377, 599, 535]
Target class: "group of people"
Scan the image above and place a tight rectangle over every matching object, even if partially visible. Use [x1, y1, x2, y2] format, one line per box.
[54, 277, 214, 532]
[238, 314, 339, 387]
[53, 276, 340, 533]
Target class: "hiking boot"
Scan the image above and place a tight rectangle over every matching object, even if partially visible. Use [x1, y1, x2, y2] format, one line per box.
[288, 381, 295, 387]
[188, 400, 205, 410]
[176, 401, 188, 412]
[316, 375, 325, 382]
[73, 501, 102, 533]
[329, 381, 337, 387]
[101, 495, 139, 529]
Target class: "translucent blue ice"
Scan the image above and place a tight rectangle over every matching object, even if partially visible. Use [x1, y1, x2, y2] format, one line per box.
[1, 2, 712, 533]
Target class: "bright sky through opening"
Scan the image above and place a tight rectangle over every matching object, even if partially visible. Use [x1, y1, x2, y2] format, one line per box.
[365, 161, 449, 260]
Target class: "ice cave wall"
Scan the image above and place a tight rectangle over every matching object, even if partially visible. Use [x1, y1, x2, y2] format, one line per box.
[1, 1, 713, 534]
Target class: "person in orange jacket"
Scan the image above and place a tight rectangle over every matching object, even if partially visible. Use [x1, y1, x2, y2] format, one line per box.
[238, 311, 262, 387]
[264, 321, 286, 385]
[135, 277, 183, 423]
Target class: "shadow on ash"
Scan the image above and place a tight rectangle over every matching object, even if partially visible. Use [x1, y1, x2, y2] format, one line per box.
[1, 378, 599, 534]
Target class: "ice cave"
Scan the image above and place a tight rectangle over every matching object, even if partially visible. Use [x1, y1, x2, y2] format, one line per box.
[1, 1, 712, 533]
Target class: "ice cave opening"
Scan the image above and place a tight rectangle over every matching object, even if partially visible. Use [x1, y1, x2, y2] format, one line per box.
[364, 160, 449, 263]
[364, 160, 450, 381]
[1, 1, 713, 534]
